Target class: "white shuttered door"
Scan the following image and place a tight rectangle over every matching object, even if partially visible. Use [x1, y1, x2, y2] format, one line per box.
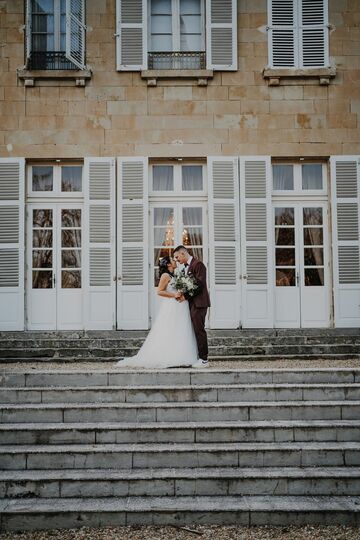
[268, 0, 328, 68]
[117, 158, 149, 330]
[84, 158, 116, 329]
[206, 0, 237, 71]
[116, 0, 147, 70]
[0, 158, 25, 330]
[240, 157, 273, 327]
[331, 156, 360, 327]
[65, 0, 86, 70]
[208, 157, 240, 328]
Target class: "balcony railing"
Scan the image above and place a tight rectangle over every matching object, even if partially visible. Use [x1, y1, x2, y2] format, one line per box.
[148, 51, 206, 70]
[28, 51, 76, 71]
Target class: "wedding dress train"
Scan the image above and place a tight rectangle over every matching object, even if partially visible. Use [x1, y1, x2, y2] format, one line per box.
[117, 283, 198, 369]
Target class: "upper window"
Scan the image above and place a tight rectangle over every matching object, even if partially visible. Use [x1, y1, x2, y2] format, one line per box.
[267, 0, 329, 69]
[149, 0, 205, 69]
[272, 163, 326, 194]
[150, 163, 205, 195]
[116, 0, 237, 72]
[25, 0, 86, 70]
[28, 164, 83, 197]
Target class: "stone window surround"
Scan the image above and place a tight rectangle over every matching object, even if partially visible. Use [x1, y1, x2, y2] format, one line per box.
[17, 69, 92, 87]
[262, 67, 337, 86]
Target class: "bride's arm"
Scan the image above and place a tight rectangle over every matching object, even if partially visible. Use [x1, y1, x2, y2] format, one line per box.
[157, 274, 177, 298]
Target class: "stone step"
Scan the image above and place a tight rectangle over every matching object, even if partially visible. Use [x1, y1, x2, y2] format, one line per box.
[1, 400, 358, 421]
[1, 344, 360, 359]
[1, 441, 359, 470]
[2, 383, 360, 404]
[1, 467, 359, 499]
[1, 495, 359, 531]
[1, 335, 360, 349]
[1, 420, 359, 445]
[1, 368, 359, 387]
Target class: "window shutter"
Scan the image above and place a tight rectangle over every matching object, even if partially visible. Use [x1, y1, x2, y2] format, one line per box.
[300, 0, 328, 67]
[25, 0, 32, 67]
[240, 157, 273, 328]
[331, 156, 360, 327]
[268, 0, 296, 68]
[65, 0, 86, 69]
[206, 0, 237, 71]
[116, 0, 147, 71]
[117, 157, 149, 329]
[84, 158, 116, 329]
[208, 157, 240, 328]
[0, 158, 25, 330]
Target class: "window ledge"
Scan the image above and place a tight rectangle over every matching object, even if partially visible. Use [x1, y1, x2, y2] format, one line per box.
[141, 69, 214, 86]
[17, 68, 92, 87]
[262, 66, 336, 86]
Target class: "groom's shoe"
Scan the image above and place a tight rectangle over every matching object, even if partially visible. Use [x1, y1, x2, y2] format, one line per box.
[192, 358, 209, 368]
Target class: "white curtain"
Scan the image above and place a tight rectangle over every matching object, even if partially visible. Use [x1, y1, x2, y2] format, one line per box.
[182, 207, 203, 260]
[302, 164, 323, 190]
[182, 165, 203, 190]
[273, 165, 294, 190]
[153, 166, 174, 191]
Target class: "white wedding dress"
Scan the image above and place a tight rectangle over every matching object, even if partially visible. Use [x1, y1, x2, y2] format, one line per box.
[117, 282, 198, 369]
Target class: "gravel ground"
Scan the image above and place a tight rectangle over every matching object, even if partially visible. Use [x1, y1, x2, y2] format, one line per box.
[0, 525, 360, 540]
[1, 359, 360, 371]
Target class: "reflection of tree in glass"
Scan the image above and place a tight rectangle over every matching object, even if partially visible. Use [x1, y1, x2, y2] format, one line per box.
[275, 208, 294, 226]
[303, 207, 322, 226]
[33, 250, 52, 269]
[33, 209, 53, 228]
[33, 230, 53, 248]
[62, 271, 81, 288]
[61, 209, 81, 228]
[32, 271, 52, 289]
[61, 230, 81, 248]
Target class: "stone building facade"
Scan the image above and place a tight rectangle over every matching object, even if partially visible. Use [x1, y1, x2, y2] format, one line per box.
[0, 0, 359, 331]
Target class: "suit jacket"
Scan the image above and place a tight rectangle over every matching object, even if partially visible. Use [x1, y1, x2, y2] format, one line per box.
[186, 258, 211, 309]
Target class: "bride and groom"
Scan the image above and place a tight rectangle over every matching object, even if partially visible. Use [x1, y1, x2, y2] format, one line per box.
[118, 245, 211, 369]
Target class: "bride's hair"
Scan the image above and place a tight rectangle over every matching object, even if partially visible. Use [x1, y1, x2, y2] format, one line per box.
[159, 256, 173, 278]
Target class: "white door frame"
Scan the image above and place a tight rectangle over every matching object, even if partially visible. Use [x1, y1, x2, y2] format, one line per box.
[273, 199, 330, 328]
[148, 199, 208, 326]
[26, 201, 84, 330]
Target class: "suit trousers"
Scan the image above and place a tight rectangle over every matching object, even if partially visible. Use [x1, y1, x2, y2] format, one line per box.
[189, 304, 208, 361]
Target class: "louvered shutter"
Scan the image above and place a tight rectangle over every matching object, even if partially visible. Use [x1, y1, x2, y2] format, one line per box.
[84, 158, 116, 329]
[116, 0, 147, 71]
[117, 157, 149, 329]
[240, 157, 273, 328]
[268, 0, 297, 68]
[208, 157, 240, 328]
[300, 0, 328, 67]
[25, 0, 32, 67]
[206, 0, 237, 71]
[0, 158, 25, 330]
[65, 0, 86, 70]
[331, 156, 360, 327]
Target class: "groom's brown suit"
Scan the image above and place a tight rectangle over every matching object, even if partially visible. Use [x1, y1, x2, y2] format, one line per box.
[186, 258, 211, 361]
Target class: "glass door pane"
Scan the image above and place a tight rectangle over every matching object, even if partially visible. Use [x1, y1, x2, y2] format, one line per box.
[182, 206, 203, 261]
[60, 208, 82, 288]
[302, 207, 324, 286]
[274, 207, 296, 286]
[153, 207, 175, 286]
[32, 208, 53, 289]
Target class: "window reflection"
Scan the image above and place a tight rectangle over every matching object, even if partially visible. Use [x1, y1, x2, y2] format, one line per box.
[61, 209, 81, 228]
[62, 270, 81, 288]
[33, 209, 53, 228]
[273, 165, 294, 191]
[33, 230, 53, 248]
[182, 166, 203, 191]
[275, 207, 294, 226]
[33, 250, 52, 269]
[305, 268, 324, 286]
[276, 269, 295, 287]
[61, 167, 82, 192]
[32, 270, 52, 289]
[302, 164, 323, 190]
[303, 207, 322, 226]
[303, 227, 323, 246]
[32, 166, 53, 192]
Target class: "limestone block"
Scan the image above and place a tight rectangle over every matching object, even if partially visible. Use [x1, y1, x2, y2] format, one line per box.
[107, 101, 148, 115]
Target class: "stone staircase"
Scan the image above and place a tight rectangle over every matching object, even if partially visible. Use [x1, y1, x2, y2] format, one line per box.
[0, 366, 360, 531]
[0, 328, 360, 362]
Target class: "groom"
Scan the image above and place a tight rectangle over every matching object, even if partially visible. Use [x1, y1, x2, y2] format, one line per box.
[173, 245, 211, 368]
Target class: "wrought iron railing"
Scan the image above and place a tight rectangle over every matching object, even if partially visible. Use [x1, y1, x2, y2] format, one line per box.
[148, 51, 206, 70]
[28, 51, 76, 70]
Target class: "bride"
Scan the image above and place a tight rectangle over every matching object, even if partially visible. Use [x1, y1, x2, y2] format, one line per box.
[117, 256, 198, 368]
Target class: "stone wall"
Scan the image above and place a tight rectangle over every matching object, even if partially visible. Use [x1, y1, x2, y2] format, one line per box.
[0, 0, 359, 159]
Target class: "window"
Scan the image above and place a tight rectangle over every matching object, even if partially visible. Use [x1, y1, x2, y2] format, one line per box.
[116, 0, 237, 72]
[149, 0, 205, 69]
[272, 163, 326, 194]
[29, 164, 83, 197]
[150, 163, 205, 194]
[268, 0, 329, 69]
[26, 0, 86, 70]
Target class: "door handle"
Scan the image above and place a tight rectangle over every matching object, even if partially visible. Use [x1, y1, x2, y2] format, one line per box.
[296, 272, 299, 286]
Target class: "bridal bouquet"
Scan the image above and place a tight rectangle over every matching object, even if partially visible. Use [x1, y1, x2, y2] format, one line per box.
[171, 268, 199, 297]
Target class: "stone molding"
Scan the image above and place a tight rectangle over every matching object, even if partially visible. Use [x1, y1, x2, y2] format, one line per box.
[17, 69, 92, 87]
[262, 67, 337, 86]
